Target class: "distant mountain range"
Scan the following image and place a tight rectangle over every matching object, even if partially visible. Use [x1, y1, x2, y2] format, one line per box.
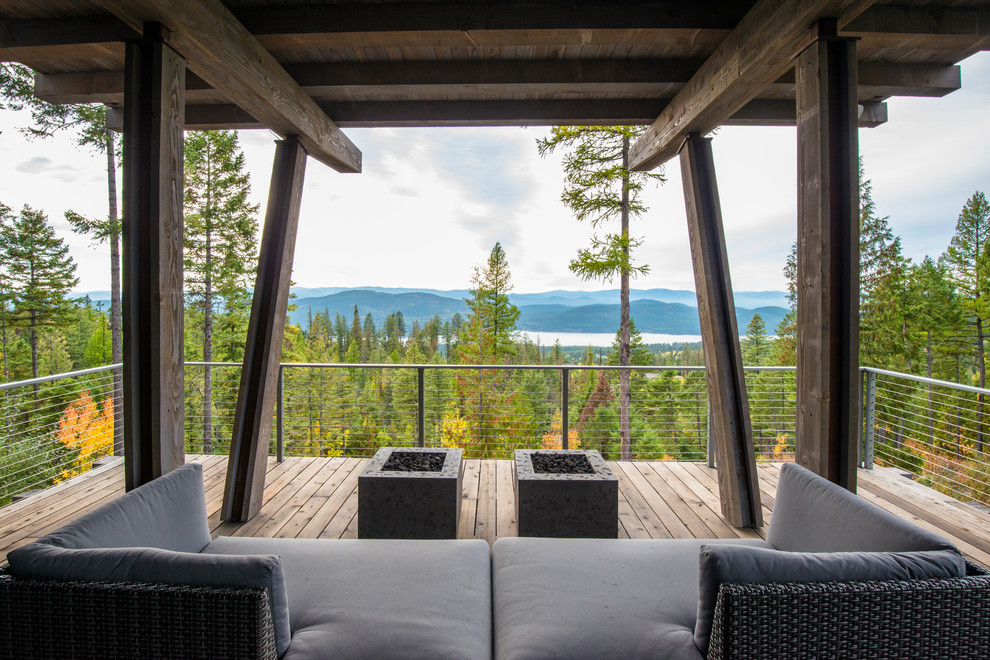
[283, 287, 789, 336]
[74, 286, 790, 337]
[283, 286, 789, 310]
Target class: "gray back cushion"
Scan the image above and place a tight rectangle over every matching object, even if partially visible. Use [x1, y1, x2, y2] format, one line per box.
[694, 543, 965, 655]
[36, 463, 211, 553]
[767, 462, 956, 552]
[7, 542, 292, 657]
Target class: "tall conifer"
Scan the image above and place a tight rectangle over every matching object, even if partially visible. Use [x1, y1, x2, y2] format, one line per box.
[0, 205, 79, 380]
[537, 127, 663, 459]
[941, 191, 990, 451]
[184, 130, 259, 452]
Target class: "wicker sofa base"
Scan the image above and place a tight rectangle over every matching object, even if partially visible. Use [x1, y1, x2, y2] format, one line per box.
[708, 560, 990, 660]
[0, 565, 277, 660]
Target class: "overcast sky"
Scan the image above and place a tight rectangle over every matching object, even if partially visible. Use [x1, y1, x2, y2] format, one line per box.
[1, 52, 987, 296]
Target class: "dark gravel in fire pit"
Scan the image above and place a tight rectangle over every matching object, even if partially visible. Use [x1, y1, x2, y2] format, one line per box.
[531, 452, 595, 474]
[383, 451, 446, 472]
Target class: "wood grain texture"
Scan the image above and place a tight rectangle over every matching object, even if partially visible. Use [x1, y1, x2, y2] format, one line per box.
[795, 33, 860, 491]
[679, 133, 763, 528]
[37, 60, 956, 106]
[222, 138, 307, 522]
[93, 0, 361, 173]
[121, 32, 185, 491]
[629, 0, 871, 171]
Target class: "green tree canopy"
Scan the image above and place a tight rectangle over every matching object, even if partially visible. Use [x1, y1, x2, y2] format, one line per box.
[183, 130, 259, 452]
[0, 204, 79, 379]
[742, 313, 769, 365]
[463, 242, 520, 362]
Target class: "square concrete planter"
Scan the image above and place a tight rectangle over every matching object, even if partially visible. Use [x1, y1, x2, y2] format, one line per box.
[513, 449, 618, 538]
[358, 446, 463, 539]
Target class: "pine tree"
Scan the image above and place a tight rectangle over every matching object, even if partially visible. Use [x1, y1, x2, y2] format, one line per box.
[184, 130, 259, 452]
[859, 166, 909, 370]
[0, 205, 79, 381]
[906, 256, 966, 444]
[941, 190, 990, 451]
[742, 313, 769, 365]
[537, 127, 664, 460]
[464, 242, 520, 362]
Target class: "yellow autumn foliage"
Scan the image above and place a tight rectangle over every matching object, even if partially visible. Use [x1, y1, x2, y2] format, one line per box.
[56, 391, 114, 482]
[540, 410, 580, 450]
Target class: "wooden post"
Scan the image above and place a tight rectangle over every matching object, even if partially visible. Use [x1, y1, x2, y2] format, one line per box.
[222, 137, 307, 521]
[121, 23, 185, 491]
[679, 133, 762, 528]
[795, 20, 860, 491]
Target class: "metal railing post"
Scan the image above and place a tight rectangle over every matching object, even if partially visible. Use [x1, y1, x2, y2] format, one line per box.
[417, 367, 425, 447]
[277, 365, 285, 462]
[863, 370, 876, 469]
[858, 368, 865, 467]
[707, 402, 716, 468]
[561, 368, 569, 450]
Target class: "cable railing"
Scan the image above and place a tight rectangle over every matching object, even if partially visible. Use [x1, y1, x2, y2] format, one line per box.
[863, 367, 990, 506]
[0, 364, 122, 506]
[3, 362, 989, 508]
[181, 363, 797, 462]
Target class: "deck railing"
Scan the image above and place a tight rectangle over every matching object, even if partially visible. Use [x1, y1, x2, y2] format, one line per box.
[183, 363, 798, 463]
[2, 362, 989, 507]
[0, 365, 122, 506]
[862, 367, 990, 505]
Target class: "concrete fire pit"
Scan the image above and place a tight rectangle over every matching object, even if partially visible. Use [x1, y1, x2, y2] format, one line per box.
[513, 449, 618, 538]
[358, 446, 463, 539]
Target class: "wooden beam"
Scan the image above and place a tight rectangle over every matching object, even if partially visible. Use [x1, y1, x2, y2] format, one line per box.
[0, 15, 138, 48]
[222, 137, 307, 521]
[795, 25, 860, 491]
[727, 99, 886, 127]
[121, 24, 185, 490]
[629, 0, 870, 172]
[848, 4, 990, 39]
[232, 1, 748, 34]
[107, 98, 888, 131]
[93, 0, 361, 173]
[35, 59, 955, 106]
[679, 133, 762, 529]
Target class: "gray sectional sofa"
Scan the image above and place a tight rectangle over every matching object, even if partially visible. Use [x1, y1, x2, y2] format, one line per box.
[1, 461, 988, 659]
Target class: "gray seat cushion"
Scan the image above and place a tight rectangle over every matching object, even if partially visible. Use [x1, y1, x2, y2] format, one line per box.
[693, 544, 966, 655]
[6, 542, 293, 657]
[205, 536, 493, 660]
[35, 463, 211, 553]
[491, 537, 771, 660]
[767, 462, 956, 552]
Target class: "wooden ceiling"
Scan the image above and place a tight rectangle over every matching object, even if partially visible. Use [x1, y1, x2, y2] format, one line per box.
[1, 1, 988, 169]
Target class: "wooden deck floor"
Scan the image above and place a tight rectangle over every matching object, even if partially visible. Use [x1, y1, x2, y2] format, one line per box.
[3, 456, 990, 567]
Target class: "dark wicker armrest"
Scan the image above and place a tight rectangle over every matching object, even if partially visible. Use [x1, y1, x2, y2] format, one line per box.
[0, 564, 278, 660]
[707, 561, 990, 659]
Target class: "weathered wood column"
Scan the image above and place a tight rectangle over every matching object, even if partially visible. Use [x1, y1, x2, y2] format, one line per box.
[679, 133, 762, 528]
[222, 137, 307, 521]
[795, 20, 860, 491]
[121, 24, 185, 490]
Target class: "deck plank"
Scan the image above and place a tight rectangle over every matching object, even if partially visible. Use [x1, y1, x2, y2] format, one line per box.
[296, 458, 365, 539]
[3, 459, 989, 566]
[611, 461, 672, 539]
[457, 459, 481, 540]
[495, 459, 517, 539]
[475, 460, 497, 546]
[615, 461, 692, 538]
